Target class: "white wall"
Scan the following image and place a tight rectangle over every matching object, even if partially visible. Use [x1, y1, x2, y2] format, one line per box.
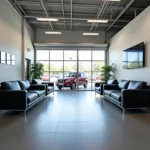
[109, 6, 150, 83]
[0, 0, 34, 82]
[36, 29, 116, 44]
[24, 21, 34, 62]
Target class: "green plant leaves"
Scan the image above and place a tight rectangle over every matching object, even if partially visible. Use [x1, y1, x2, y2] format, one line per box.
[30, 63, 44, 79]
[100, 65, 113, 82]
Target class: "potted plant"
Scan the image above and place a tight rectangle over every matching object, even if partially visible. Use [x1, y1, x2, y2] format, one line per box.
[100, 64, 113, 82]
[30, 62, 44, 79]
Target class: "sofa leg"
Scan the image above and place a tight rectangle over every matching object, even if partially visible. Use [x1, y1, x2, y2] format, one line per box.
[24, 111, 26, 116]
[123, 109, 126, 114]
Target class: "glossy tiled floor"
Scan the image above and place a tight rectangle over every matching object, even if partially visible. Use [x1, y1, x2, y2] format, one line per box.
[0, 92, 150, 150]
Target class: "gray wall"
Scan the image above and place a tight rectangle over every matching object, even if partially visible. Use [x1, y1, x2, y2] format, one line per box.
[0, 0, 34, 82]
[109, 6, 150, 83]
[36, 29, 116, 44]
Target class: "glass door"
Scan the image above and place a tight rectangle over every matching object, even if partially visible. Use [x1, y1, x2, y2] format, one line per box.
[50, 50, 63, 90]
[92, 51, 105, 90]
[36, 50, 50, 82]
[77, 50, 92, 90]
[63, 50, 77, 90]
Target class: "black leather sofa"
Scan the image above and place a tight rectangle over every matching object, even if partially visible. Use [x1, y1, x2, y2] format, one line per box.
[95, 79, 117, 95]
[0, 80, 46, 113]
[103, 80, 150, 113]
[32, 79, 54, 96]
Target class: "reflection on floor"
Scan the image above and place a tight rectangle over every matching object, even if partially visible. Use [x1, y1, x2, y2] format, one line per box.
[54, 82, 95, 91]
[0, 91, 150, 150]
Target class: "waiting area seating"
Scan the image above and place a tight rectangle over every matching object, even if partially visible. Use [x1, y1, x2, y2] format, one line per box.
[32, 79, 54, 96]
[103, 80, 150, 112]
[0, 80, 46, 113]
[95, 79, 118, 95]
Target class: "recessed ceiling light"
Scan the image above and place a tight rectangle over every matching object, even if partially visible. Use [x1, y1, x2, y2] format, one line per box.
[87, 19, 108, 23]
[45, 31, 62, 34]
[37, 18, 58, 21]
[83, 33, 99, 36]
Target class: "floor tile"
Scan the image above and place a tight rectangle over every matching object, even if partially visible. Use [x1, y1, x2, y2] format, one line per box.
[0, 92, 150, 150]
[0, 133, 55, 150]
[53, 133, 77, 149]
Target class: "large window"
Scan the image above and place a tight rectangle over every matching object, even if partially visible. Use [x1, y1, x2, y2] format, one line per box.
[36, 49, 105, 90]
[50, 50, 63, 60]
[37, 50, 49, 60]
[64, 51, 77, 60]
[79, 51, 91, 60]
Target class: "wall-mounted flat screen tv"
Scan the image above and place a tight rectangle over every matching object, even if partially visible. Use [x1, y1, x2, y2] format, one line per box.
[123, 42, 145, 69]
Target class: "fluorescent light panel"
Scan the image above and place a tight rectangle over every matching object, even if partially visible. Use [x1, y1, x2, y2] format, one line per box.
[45, 31, 61, 34]
[37, 18, 58, 21]
[110, 0, 120, 1]
[87, 19, 108, 23]
[83, 33, 99, 36]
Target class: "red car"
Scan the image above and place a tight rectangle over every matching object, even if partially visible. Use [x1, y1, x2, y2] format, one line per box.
[41, 74, 49, 81]
[56, 72, 88, 90]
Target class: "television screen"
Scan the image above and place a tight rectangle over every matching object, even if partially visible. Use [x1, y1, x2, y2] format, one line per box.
[123, 42, 145, 69]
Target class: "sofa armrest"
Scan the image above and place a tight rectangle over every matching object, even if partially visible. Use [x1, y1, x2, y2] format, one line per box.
[42, 82, 54, 87]
[29, 84, 46, 90]
[95, 82, 106, 87]
[0, 90, 27, 110]
[122, 89, 150, 108]
[147, 85, 150, 89]
[103, 84, 119, 90]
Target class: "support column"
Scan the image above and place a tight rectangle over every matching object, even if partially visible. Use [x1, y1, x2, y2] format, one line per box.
[21, 18, 25, 80]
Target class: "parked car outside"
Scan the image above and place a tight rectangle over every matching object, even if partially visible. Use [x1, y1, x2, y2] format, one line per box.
[56, 72, 88, 90]
[41, 74, 49, 81]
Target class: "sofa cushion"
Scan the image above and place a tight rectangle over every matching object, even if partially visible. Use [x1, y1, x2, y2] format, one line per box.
[128, 81, 147, 89]
[28, 90, 45, 97]
[32, 79, 42, 84]
[27, 93, 38, 103]
[107, 79, 117, 84]
[118, 80, 130, 89]
[104, 90, 120, 96]
[1, 81, 21, 90]
[48, 87, 54, 91]
[18, 80, 30, 90]
[111, 92, 122, 102]
[95, 87, 100, 91]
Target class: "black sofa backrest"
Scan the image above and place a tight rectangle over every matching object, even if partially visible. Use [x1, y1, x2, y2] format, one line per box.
[1, 81, 21, 90]
[119, 80, 130, 89]
[107, 79, 117, 84]
[32, 79, 41, 84]
[18, 80, 30, 90]
[127, 81, 147, 89]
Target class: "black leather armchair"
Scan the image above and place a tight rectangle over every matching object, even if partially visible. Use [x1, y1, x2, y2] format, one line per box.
[0, 80, 46, 113]
[32, 79, 54, 96]
[95, 79, 118, 95]
[0, 90, 27, 110]
[103, 80, 150, 113]
[122, 89, 150, 108]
